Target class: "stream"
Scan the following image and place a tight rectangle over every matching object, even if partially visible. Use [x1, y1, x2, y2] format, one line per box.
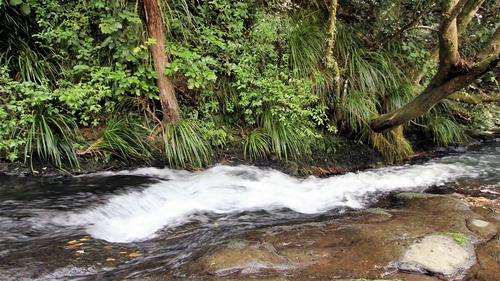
[1, 143, 500, 280]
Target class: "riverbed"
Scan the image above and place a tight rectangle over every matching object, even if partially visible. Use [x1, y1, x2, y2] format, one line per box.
[1, 143, 500, 280]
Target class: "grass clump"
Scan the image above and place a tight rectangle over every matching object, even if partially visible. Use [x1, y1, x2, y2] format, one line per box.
[243, 129, 270, 161]
[26, 106, 80, 171]
[164, 119, 213, 169]
[84, 116, 153, 163]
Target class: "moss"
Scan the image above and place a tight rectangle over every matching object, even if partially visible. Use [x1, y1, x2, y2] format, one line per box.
[395, 192, 443, 199]
[443, 232, 469, 245]
[365, 208, 392, 217]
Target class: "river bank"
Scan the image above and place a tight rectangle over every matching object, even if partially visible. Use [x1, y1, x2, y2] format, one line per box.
[0, 136, 448, 178]
[2, 126, 500, 179]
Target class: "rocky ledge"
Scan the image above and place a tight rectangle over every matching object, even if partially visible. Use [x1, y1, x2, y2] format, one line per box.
[162, 192, 500, 281]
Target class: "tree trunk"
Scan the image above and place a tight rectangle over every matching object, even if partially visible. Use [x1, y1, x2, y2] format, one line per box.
[143, 0, 180, 125]
[406, 0, 485, 84]
[325, 0, 342, 125]
[370, 0, 500, 133]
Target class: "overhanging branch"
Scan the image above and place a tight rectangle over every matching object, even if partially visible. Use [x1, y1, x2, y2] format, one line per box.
[370, 24, 500, 133]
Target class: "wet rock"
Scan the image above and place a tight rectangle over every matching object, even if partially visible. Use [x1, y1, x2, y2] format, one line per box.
[465, 235, 500, 281]
[466, 219, 498, 237]
[177, 194, 500, 280]
[190, 240, 291, 277]
[398, 234, 475, 276]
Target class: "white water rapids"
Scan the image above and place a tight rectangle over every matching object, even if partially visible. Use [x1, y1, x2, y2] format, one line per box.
[50, 160, 479, 243]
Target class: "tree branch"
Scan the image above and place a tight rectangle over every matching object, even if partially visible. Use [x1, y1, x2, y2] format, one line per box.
[405, 26, 440, 32]
[441, 0, 470, 31]
[435, 0, 461, 80]
[370, 25, 500, 133]
[457, 0, 485, 32]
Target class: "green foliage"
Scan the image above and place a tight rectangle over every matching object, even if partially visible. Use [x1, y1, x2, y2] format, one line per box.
[25, 105, 80, 171]
[312, 134, 339, 155]
[429, 116, 470, 147]
[0, 2, 58, 85]
[205, 127, 231, 148]
[289, 11, 326, 78]
[5, 0, 36, 15]
[243, 129, 270, 161]
[0, 67, 79, 168]
[85, 117, 153, 163]
[401, 40, 435, 84]
[164, 4, 329, 162]
[4, 0, 495, 171]
[29, 0, 157, 126]
[165, 46, 218, 90]
[369, 127, 414, 163]
[465, 102, 500, 132]
[164, 119, 213, 168]
[415, 102, 471, 148]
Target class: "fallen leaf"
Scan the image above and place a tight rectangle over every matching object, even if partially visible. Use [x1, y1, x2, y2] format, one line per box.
[119, 251, 127, 255]
[67, 240, 77, 245]
[106, 258, 116, 262]
[129, 252, 142, 257]
[213, 221, 219, 227]
[69, 243, 83, 248]
[76, 250, 85, 254]
[104, 246, 112, 250]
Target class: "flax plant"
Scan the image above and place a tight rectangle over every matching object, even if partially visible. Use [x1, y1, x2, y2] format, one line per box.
[342, 90, 379, 133]
[85, 117, 153, 163]
[164, 119, 213, 168]
[429, 116, 470, 147]
[25, 106, 80, 171]
[259, 111, 311, 161]
[289, 11, 325, 78]
[243, 129, 270, 161]
[414, 102, 471, 148]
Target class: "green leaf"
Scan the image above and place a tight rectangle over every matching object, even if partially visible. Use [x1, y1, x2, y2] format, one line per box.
[10, 0, 22, 5]
[100, 24, 111, 34]
[146, 38, 157, 45]
[20, 3, 30, 15]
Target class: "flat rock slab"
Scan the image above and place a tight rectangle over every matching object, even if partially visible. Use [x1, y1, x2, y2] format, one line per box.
[399, 234, 475, 276]
[172, 194, 499, 280]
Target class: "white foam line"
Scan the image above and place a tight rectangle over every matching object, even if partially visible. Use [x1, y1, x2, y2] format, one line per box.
[51, 163, 476, 243]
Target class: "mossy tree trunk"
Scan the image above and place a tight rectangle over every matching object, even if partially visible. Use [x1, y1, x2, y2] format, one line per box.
[371, 0, 500, 133]
[324, 0, 342, 125]
[406, 0, 485, 84]
[143, 0, 180, 125]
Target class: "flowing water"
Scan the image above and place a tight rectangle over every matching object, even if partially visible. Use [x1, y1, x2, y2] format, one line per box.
[1, 143, 500, 280]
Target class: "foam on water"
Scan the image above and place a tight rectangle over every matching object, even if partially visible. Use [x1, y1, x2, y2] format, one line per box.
[51, 162, 477, 243]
